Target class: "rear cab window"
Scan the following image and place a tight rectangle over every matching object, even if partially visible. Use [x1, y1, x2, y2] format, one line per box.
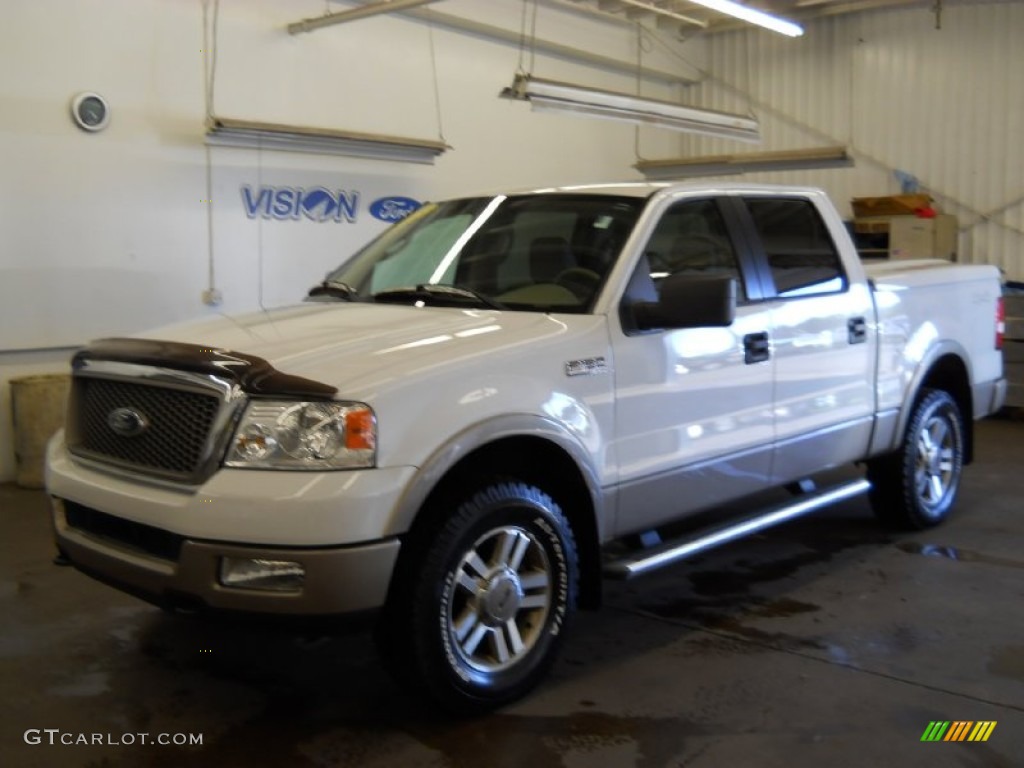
[743, 197, 847, 298]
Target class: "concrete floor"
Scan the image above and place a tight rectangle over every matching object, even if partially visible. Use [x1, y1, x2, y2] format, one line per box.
[1, 418, 1022, 767]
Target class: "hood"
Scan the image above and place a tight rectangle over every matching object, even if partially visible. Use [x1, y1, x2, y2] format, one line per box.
[132, 302, 583, 396]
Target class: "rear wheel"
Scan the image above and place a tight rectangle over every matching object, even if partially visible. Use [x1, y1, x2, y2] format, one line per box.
[867, 389, 964, 529]
[377, 481, 578, 712]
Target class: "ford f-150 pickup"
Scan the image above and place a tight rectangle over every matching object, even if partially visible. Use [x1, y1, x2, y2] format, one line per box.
[46, 183, 1006, 710]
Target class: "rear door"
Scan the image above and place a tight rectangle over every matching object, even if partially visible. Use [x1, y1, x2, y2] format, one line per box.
[735, 194, 876, 483]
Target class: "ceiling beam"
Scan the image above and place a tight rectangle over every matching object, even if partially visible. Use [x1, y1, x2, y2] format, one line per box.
[317, 1, 700, 84]
[288, 0, 444, 35]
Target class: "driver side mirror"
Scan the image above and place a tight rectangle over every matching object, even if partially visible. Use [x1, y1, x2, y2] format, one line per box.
[632, 273, 736, 330]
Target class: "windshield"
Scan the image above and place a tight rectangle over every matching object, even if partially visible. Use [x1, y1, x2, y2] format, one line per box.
[322, 193, 645, 312]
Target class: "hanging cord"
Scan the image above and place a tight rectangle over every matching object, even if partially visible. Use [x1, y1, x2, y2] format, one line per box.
[848, 32, 860, 147]
[256, 134, 266, 311]
[201, 0, 221, 304]
[516, 0, 529, 74]
[528, 0, 538, 75]
[634, 23, 645, 162]
[427, 19, 447, 144]
[516, 0, 540, 76]
[742, 28, 754, 118]
[201, 0, 220, 121]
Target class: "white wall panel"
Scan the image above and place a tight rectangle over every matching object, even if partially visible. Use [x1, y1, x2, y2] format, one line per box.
[0, 0, 688, 480]
[668, 1, 1024, 281]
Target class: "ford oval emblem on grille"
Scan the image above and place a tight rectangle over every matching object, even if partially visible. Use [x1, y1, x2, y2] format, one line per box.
[107, 407, 149, 438]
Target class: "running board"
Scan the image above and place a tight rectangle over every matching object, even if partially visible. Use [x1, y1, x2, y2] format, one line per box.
[603, 478, 871, 580]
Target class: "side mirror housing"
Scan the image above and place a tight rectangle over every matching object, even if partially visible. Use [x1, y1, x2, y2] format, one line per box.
[633, 273, 736, 330]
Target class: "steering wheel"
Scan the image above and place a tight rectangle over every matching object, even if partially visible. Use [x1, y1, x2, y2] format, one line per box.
[554, 267, 601, 299]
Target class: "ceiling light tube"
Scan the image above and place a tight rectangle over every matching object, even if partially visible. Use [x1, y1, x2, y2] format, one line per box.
[635, 146, 853, 179]
[205, 117, 449, 164]
[501, 75, 761, 143]
[685, 0, 804, 37]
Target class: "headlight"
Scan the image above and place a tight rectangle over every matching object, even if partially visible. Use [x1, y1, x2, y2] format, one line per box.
[225, 401, 376, 470]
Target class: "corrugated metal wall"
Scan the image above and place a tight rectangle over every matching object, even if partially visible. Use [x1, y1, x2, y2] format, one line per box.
[661, 1, 1024, 280]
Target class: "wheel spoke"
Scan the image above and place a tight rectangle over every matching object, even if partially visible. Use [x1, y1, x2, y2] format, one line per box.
[504, 620, 525, 656]
[492, 625, 510, 663]
[509, 534, 531, 572]
[520, 593, 549, 610]
[456, 569, 481, 595]
[938, 449, 954, 473]
[931, 420, 949, 450]
[518, 571, 550, 591]
[929, 473, 944, 501]
[464, 550, 490, 580]
[453, 607, 479, 643]
[915, 470, 929, 497]
[493, 530, 519, 568]
[462, 622, 489, 656]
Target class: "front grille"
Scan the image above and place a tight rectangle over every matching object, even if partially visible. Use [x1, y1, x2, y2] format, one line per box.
[69, 377, 223, 482]
[64, 501, 184, 562]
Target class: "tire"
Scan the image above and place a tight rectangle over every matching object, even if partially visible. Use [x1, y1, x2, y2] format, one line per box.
[377, 481, 578, 712]
[867, 389, 965, 530]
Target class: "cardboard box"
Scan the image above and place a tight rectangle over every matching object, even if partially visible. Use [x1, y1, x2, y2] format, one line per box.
[853, 219, 892, 234]
[851, 194, 934, 218]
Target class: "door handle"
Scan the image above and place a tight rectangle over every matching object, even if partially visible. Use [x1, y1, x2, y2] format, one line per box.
[848, 316, 868, 345]
[743, 331, 770, 364]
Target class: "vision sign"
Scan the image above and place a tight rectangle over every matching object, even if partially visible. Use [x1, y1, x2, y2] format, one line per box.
[240, 186, 421, 224]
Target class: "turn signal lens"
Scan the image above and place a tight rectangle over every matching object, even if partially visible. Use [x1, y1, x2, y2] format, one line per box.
[345, 408, 376, 451]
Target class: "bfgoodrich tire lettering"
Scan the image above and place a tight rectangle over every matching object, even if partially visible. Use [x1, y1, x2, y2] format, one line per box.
[382, 481, 578, 712]
[867, 389, 965, 530]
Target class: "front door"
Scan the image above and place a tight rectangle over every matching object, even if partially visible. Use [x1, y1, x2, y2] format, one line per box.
[610, 196, 776, 537]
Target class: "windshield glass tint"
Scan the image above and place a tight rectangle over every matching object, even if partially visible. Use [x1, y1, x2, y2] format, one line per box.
[326, 194, 645, 312]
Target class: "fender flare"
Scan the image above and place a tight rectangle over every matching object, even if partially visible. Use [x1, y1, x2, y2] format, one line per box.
[383, 413, 606, 541]
[890, 339, 973, 451]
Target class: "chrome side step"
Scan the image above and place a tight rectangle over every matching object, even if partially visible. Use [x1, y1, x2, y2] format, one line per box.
[603, 478, 871, 580]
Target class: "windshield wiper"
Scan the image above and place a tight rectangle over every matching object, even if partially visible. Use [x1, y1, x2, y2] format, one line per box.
[307, 279, 358, 302]
[372, 284, 505, 310]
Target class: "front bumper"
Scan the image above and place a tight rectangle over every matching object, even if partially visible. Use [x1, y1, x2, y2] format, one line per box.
[47, 436, 414, 615]
[52, 498, 400, 614]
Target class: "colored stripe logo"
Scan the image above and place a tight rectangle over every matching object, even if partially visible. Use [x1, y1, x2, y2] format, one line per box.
[921, 721, 997, 742]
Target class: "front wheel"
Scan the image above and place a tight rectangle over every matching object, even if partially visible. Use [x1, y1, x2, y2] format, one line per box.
[378, 482, 578, 712]
[867, 389, 965, 529]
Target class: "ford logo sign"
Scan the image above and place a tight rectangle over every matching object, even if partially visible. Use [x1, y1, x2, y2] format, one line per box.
[369, 196, 421, 222]
[107, 407, 149, 438]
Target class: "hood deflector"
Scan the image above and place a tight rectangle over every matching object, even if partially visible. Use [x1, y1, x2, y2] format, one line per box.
[73, 338, 338, 398]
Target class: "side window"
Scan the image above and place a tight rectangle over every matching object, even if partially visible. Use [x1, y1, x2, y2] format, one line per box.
[745, 198, 847, 298]
[643, 199, 747, 301]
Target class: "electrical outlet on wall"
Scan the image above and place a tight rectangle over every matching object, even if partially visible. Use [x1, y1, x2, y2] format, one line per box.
[202, 289, 223, 306]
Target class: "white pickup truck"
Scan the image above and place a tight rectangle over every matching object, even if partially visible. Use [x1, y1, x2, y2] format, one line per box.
[47, 183, 1006, 710]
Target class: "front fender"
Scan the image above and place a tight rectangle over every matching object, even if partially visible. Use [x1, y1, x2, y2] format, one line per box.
[382, 413, 607, 541]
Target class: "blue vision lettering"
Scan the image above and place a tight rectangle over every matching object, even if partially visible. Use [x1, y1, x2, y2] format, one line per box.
[240, 185, 360, 223]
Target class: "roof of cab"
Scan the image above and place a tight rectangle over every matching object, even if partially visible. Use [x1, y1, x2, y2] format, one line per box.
[442, 181, 827, 201]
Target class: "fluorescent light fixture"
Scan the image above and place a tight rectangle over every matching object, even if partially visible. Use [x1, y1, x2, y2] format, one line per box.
[501, 75, 761, 143]
[686, 0, 804, 37]
[205, 117, 449, 164]
[635, 146, 854, 179]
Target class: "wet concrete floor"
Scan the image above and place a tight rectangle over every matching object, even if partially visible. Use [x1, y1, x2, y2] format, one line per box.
[1, 417, 1022, 766]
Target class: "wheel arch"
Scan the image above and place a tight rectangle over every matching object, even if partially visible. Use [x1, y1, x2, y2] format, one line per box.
[387, 417, 605, 610]
[901, 349, 974, 464]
